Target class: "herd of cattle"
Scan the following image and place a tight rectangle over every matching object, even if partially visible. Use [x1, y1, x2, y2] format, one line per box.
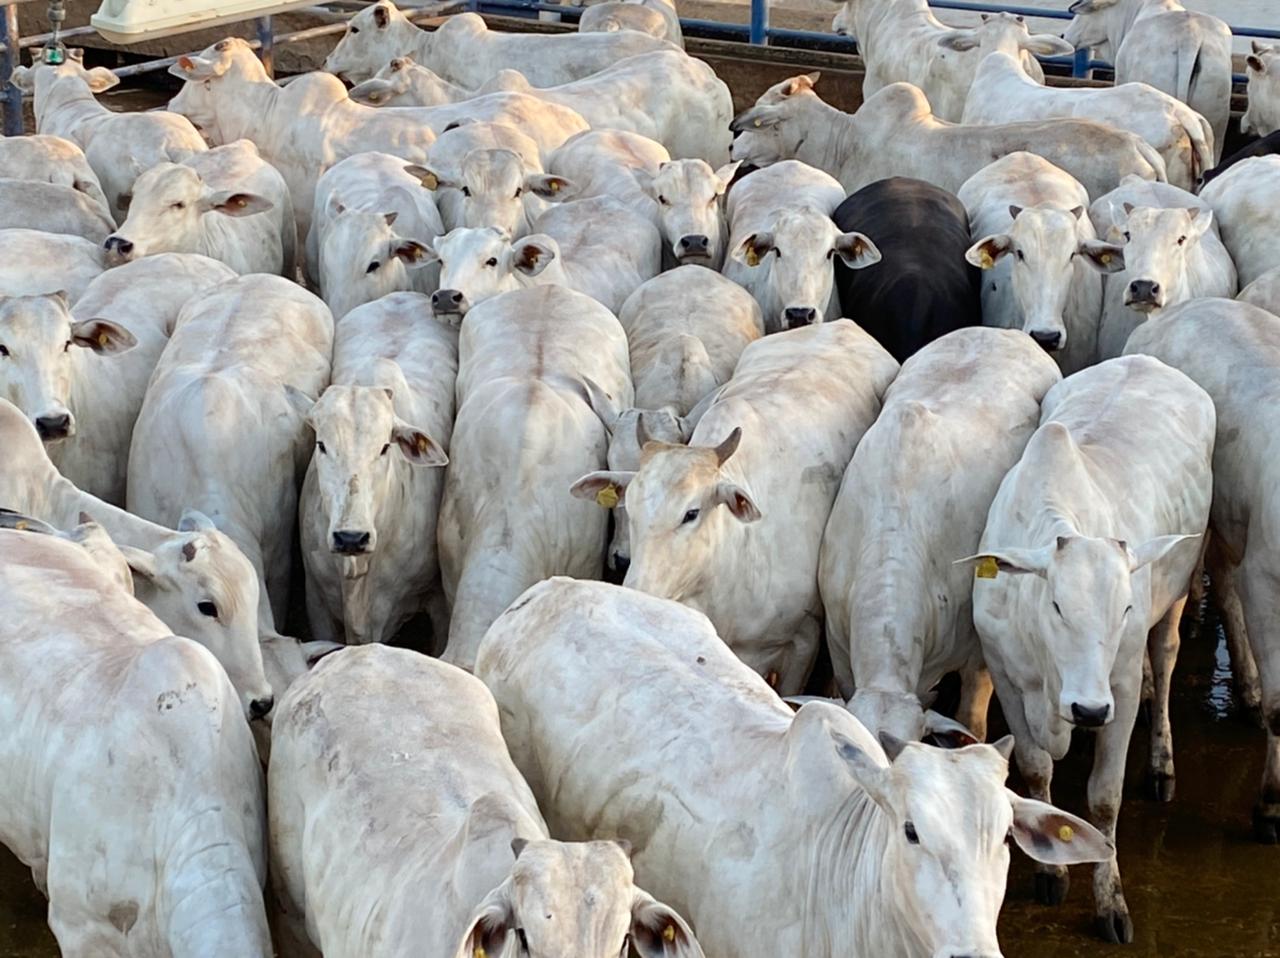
[1, 0, 1280, 953]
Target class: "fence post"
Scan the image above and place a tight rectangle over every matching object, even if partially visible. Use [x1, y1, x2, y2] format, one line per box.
[749, 0, 767, 45]
[1072, 46, 1090, 79]
[0, 3, 21, 136]
[257, 15, 274, 78]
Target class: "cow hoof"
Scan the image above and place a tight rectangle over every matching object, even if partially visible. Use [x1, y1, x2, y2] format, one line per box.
[1146, 770, 1175, 803]
[1252, 806, 1280, 844]
[1095, 908, 1135, 944]
[1034, 870, 1069, 906]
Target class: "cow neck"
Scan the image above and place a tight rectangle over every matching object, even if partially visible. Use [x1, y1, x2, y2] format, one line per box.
[795, 96, 857, 183]
[35, 75, 106, 142]
[220, 76, 287, 149]
[1110, 0, 1150, 52]
[857, 0, 935, 54]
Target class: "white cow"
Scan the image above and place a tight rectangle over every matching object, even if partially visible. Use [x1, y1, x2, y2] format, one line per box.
[105, 140, 296, 278]
[1244, 43, 1280, 137]
[1088, 179, 1237, 359]
[428, 197, 661, 318]
[1239, 266, 1280, 315]
[0, 229, 104, 303]
[270, 645, 703, 958]
[579, 3, 669, 40]
[1198, 157, 1280, 287]
[958, 152, 1114, 374]
[633, 159, 740, 269]
[299, 293, 456, 647]
[439, 285, 631, 669]
[323, 5, 672, 86]
[0, 180, 115, 242]
[12, 51, 207, 223]
[478, 577, 1111, 958]
[1123, 299, 1280, 844]
[128, 275, 334, 640]
[722, 160, 877, 332]
[0, 528, 270, 956]
[0, 398, 274, 721]
[408, 146, 566, 238]
[968, 355, 1213, 943]
[576, 0, 682, 44]
[730, 75, 1167, 200]
[0, 255, 236, 505]
[1064, 0, 1233, 162]
[573, 320, 898, 693]
[347, 55, 471, 106]
[821, 0, 1053, 121]
[962, 51, 1213, 191]
[820, 328, 1061, 740]
[547, 129, 670, 225]
[0, 134, 111, 217]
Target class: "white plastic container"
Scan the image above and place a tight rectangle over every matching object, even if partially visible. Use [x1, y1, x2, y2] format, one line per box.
[90, 0, 319, 43]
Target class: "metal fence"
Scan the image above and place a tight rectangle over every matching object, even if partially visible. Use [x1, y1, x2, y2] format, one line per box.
[2, 0, 1279, 136]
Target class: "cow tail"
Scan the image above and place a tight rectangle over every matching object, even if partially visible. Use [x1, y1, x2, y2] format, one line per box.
[1137, 138, 1169, 183]
[1174, 36, 1203, 107]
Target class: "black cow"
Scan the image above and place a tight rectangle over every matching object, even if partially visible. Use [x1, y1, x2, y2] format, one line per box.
[1200, 130, 1280, 189]
[831, 177, 981, 362]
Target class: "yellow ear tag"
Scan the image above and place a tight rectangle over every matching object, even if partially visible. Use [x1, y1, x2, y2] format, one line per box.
[474, 948, 486, 958]
[976, 556, 999, 579]
[1100, 253, 1112, 265]
[664, 924, 676, 942]
[98, 332, 109, 347]
[595, 485, 619, 509]
[421, 171, 439, 190]
[978, 249, 995, 270]
[549, 180, 560, 193]
[416, 435, 430, 453]
[1058, 824, 1075, 843]
[15, 520, 28, 531]
[745, 247, 760, 267]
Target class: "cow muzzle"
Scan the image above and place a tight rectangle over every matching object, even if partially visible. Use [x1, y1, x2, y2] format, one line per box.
[1029, 328, 1063, 352]
[249, 695, 274, 721]
[1124, 279, 1163, 312]
[103, 235, 136, 264]
[783, 306, 817, 330]
[34, 411, 73, 442]
[675, 234, 712, 261]
[431, 288, 468, 320]
[331, 529, 373, 556]
[1068, 700, 1112, 728]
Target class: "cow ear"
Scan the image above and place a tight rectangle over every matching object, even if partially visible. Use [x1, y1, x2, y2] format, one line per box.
[1021, 33, 1076, 56]
[201, 191, 273, 217]
[922, 710, 982, 749]
[783, 71, 820, 96]
[729, 106, 782, 134]
[965, 234, 1013, 270]
[713, 160, 742, 195]
[391, 419, 448, 466]
[832, 730, 893, 810]
[390, 238, 432, 268]
[733, 231, 774, 268]
[118, 545, 158, 581]
[832, 231, 880, 269]
[580, 376, 620, 433]
[373, 3, 392, 27]
[1128, 533, 1200, 573]
[1008, 792, 1113, 866]
[512, 236, 556, 276]
[10, 66, 34, 93]
[83, 66, 121, 93]
[169, 53, 227, 81]
[349, 78, 394, 105]
[70, 319, 137, 355]
[178, 509, 218, 534]
[450, 887, 515, 958]
[1078, 239, 1125, 273]
[524, 173, 574, 201]
[1187, 207, 1213, 237]
[631, 890, 704, 958]
[404, 164, 454, 191]
[283, 384, 316, 423]
[570, 471, 633, 508]
[955, 547, 1052, 579]
[937, 30, 979, 51]
[713, 481, 761, 523]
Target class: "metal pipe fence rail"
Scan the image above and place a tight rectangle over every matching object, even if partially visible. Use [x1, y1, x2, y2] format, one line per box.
[0, 0, 1277, 135]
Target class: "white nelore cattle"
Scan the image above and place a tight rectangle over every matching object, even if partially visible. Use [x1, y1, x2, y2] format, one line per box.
[1088, 178, 1237, 359]
[1123, 299, 1280, 843]
[576, 0, 682, 44]
[1239, 266, 1280, 315]
[579, 2, 669, 40]
[105, 140, 296, 278]
[428, 198, 661, 318]
[439, 285, 631, 669]
[968, 355, 1213, 943]
[479, 577, 1111, 958]
[721, 161, 876, 332]
[819, 328, 1061, 741]
[0, 180, 115, 243]
[0, 134, 111, 217]
[730, 75, 1167, 200]
[0, 255, 236, 506]
[963, 52, 1212, 191]
[12, 51, 207, 223]
[318, 209, 436, 320]
[0, 229, 104, 302]
[1198, 157, 1280, 287]
[409, 145, 566, 239]
[129, 276, 334, 638]
[823, 0, 1051, 121]
[0, 399, 274, 720]
[547, 129, 670, 224]
[598, 266, 763, 571]
[348, 54, 468, 106]
[958, 152, 1113, 374]
[323, 5, 672, 86]
[270, 645, 702, 958]
[1064, 0, 1233, 162]
[0, 528, 270, 956]
[574, 321, 897, 693]
[634, 159, 739, 269]
[1244, 43, 1280, 137]
[299, 293, 456, 647]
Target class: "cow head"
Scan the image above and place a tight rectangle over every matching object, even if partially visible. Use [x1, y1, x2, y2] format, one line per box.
[634, 159, 738, 268]
[304, 382, 446, 557]
[452, 840, 704, 958]
[168, 38, 270, 143]
[1062, 0, 1122, 52]
[348, 55, 420, 106]
[406, 150, 571, 239]
[0, 292, 136, 444]
[324, 1, 419, 85]
[937, 12, 1075, 59]
[425, 227, 560, 322]
[729, 73, 821, 167]
[319, 205, 434, 319]
[1243, 43, 1280, 138]
[1112, 204, 1213, 313]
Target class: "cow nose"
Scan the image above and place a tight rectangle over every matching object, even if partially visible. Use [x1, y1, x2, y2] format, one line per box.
[35, 413, 72, 441]
[431, 288, 465, 313]
[1029, 329, 1063, 352]
[677, 234, 711, 258]
[331, 530, 372, 555]
[249, 695, 274, 720]
[1126, 279, 1161, 306]
[1071, 702, 1111, 728]
[103, 235, 134, 258]
[783, 306, 817, 329]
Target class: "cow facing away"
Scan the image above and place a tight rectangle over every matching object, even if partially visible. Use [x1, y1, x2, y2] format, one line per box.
[0, 229, 104, 303]
[478, 577, 1111, 958]
[1198, 156, 1280, 288]
[0, 134, 111, 218]
[0, 180, 115, 243]
[1238, 266, 1280, 315]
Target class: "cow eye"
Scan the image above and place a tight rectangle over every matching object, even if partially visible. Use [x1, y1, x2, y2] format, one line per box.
[1053, 600, 1063, 618]
[1124, 604, 1133, 616]
[171, 201, 186, 210]
[682, 508, 700, 525]
[1015, 249, 1025, 262]
[1123, 231, 1131, 241]
[380, 443, 390, 456]
[0, 345, 9, 357]
[460, 186, 472, 197]
[349, 24, 359, 33]
[317, 441, 327, 454]
[485, 257, 498, 267]
[514, 187, 523, 198]
[516, 928, 529, 952]
[366, 261, 380, 274]
[904, 821, 920, 845]
[658, 195, 670, 206]
[1177, 235, 1187, 246]
[197, 600, 218, 618]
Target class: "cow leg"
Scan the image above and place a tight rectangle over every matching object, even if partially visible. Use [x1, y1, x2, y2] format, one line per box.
[1089, 690, 1139, 944]
[48, 903, 126, 958]
[1139, 648, 1154, 726]
[957, 658, 993, 742]
[1238, 559, 1280, 842]
[1146, 594, 1186, 802]
[1208, 541, 1261, 720]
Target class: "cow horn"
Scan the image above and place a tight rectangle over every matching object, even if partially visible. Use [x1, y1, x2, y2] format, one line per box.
[713, 427, 742, 466]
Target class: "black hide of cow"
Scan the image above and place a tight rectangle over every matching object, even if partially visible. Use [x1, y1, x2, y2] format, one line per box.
[831, 177, 981, 362]
[1201, 130, 1280, 189]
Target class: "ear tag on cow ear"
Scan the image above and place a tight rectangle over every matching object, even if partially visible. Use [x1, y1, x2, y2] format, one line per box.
[549, 179, 561, 193]
[745, 247, 760, 267]
[1058, 824, 1075, 843]
[420, 171, 439, 190]
[975, 557, 999, 579]
[753, 117, 762, 128]
[664, 924, 677, 943]
[473, 948, 486, 958]
[416, 435, 430, 453]
[97, 331, 109, 347]
[1100, 252, 1112, 265]
[978, 249, 995, 270]
[595, 485, 619, 509]
[15, 520, 28, 531]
